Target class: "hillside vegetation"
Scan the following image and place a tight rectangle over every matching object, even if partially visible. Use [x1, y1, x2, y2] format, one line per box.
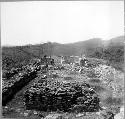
[2, 36, 124, 71]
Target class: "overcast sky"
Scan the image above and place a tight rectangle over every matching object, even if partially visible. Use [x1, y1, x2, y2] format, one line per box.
[1, 1, 124, 46]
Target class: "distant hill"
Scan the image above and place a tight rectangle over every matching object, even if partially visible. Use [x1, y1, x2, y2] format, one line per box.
[53, 38, 103, 56]
[103, 36, 124, 47]
[2, 36, 124, 70]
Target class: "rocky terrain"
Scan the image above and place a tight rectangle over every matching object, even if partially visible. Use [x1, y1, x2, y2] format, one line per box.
[2, 57, 124, 119]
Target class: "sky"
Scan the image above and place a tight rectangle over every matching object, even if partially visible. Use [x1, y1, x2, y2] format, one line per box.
[1, 1, 124, 46]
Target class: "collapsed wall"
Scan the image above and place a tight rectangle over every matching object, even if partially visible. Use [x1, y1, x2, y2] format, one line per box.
[24, 79, 100, 112]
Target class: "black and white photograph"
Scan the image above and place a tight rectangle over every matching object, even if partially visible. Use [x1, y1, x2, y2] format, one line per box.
[1, 1, 124, 119]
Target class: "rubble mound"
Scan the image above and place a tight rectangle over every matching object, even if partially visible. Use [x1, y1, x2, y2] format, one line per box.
[24, 79, 100, 112]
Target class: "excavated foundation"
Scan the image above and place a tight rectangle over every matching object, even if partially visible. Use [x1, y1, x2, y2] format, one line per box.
[24, 79, 100, 112]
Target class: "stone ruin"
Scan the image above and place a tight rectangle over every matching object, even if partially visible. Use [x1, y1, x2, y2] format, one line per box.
[24, 79, 100, 113]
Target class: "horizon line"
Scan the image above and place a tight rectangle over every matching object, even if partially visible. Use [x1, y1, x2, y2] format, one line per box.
[2, 35, 124, 47]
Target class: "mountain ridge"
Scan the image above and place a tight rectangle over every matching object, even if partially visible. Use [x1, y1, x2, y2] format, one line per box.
[2, 35, 124, 47]
[2, 36, 124, 70]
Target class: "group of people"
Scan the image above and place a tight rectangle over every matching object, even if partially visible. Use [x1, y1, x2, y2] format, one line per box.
[40, 54, 89, 72]
[60, 55, 88, 66]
